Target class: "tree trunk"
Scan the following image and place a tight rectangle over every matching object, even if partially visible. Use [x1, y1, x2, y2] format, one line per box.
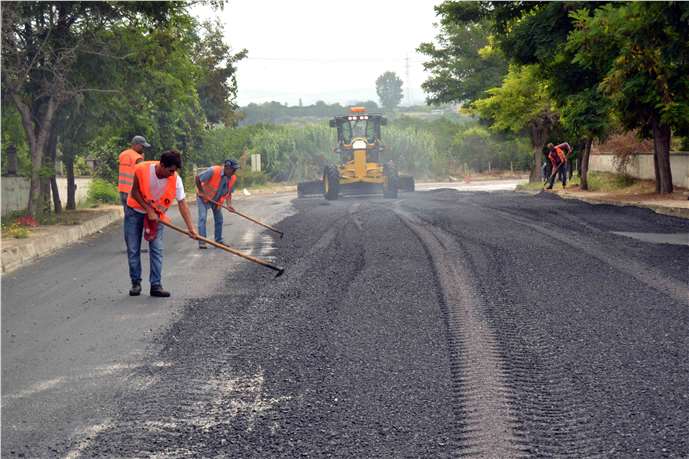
[48, 126, 62, 213]
[529, 124, 549, 183]
[65, 153, 77, 210]
[14, 95, 59, 218]
[580, 138, 592, 191]
[652, 118, 673, 194]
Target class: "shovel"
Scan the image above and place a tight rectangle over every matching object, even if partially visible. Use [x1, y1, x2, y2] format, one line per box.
[206, 197, 284, 238]
[160, 220, 285, 277]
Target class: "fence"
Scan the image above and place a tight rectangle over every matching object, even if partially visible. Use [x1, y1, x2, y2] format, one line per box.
[588, 152, 689, 189]
[1, 177, 92, 217]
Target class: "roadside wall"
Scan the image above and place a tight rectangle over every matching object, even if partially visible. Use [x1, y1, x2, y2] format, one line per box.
[1, 177, 92, 216]
[589, 153, 689, 189]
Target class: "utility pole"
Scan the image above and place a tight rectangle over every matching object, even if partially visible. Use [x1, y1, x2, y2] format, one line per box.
[405, 54, 411, 106]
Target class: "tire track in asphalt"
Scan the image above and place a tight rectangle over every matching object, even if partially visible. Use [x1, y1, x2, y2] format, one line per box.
[392, 204, 527, 458]
[72, 202, 366, 457]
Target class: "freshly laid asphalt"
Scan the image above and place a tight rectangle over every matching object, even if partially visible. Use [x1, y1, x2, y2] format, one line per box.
[2, 186, 688, 457]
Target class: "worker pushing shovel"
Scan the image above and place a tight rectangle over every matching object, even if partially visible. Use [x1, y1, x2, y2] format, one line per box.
[195, 159, 239, 249]
[194, 159, 285, 276]
[544, 142, 573, 190]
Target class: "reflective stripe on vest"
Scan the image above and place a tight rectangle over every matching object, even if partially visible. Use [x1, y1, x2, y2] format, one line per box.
[198, 165, 235, 205]
[118, 149, 143, 193]
[127, 161, 177, 216]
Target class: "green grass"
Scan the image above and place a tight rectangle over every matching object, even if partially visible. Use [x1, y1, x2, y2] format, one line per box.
[84, 178, 119, 207]
[516, 171, 641, 192]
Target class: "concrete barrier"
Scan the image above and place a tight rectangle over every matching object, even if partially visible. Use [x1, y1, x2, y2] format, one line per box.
[589, 153, 689, 189]
[1, 207, 122, 274]
[1, 177, 92, 216]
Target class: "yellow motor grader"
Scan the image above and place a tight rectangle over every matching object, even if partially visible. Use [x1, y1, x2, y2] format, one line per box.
[298, 107, 414, 200]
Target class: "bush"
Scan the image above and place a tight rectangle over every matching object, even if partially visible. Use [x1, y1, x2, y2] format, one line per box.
[87, 178, 119, 204]
[235, 170, 267, 188]
[6, 222, 30, 238]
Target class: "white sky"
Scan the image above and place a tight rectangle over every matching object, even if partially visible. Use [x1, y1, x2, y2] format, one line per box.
[193, 0, 442, 106]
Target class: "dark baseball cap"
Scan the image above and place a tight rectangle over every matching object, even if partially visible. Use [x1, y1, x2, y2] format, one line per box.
[131, 135, 151, 148]
[224, 159, 240, 169]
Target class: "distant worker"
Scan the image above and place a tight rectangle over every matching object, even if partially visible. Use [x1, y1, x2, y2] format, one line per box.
[545, 142, 572, 190]
[195, 159, 239, 249]
[118, 135, 149, 209]
[126, 150, 198, 297]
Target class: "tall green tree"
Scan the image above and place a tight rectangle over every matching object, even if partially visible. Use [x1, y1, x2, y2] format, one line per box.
[193, 20, 247, 127]
[375, 71, 403, 111]
[473, 65, 558, 182]
[418, 13, 507, 105]
[1, 2, 183, 217]
[567, 2, 689, 193]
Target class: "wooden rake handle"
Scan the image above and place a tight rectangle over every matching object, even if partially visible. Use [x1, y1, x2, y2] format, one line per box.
[207, 198, 284, 238]
[160, 220, 285, 277]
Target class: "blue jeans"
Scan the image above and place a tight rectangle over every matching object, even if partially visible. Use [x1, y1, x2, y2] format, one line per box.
[197, 197, 224, 243]
[124, 206, 164, 286]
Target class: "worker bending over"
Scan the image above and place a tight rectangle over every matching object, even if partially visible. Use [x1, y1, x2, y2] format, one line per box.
[545, 142, 573, 190]
[195, 159, 239, 249]
[126, 150, 198, 297]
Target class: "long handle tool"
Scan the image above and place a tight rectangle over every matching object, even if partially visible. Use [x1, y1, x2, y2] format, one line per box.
[543, 162, 563, 189]
[160, 220, 285, 277]
[207, 198, 284, 238]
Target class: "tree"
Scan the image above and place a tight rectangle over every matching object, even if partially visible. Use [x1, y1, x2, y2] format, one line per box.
[559, 88, 611, 190]
[567, 2, 689, 193]
[375, 71, 403, 111]
[193, 20, 247, 127]
[1, 2, 182, 217]
[473, 65, 558, 182]
[418, 15, 507, 105]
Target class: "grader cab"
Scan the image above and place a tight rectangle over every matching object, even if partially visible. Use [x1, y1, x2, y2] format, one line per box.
[297, 107, 414, 200]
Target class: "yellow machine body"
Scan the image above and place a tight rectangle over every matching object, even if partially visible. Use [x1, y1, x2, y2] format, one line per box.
[338, 140, 384, 185]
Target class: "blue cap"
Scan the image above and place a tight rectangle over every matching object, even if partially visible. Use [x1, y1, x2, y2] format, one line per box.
[224, 159, 240, 169]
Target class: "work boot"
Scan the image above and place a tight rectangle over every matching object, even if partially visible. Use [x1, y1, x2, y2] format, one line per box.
[129, 282, 141, 296]
[150, 285, 171, 297]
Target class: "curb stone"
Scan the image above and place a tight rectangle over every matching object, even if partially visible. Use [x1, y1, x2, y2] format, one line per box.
[1, 208, 123, 274]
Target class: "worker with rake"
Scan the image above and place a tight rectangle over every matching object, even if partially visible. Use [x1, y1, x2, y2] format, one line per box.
[195, 159, 239, 249]
[126, 149, 198, 297]
[545, 142, 573, 190]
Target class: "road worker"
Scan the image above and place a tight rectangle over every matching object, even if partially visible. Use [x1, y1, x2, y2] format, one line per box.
[545, 142, 573, 190]
[118, 135, 148, 209]
[195, 159, 239, 249]
[126, 149, 198, 297]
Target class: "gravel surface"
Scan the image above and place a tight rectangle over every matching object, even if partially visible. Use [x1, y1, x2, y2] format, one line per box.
[4, 189, 688, 457]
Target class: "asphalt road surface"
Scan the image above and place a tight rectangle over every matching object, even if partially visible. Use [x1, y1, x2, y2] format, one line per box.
[3, 186, 688, 457]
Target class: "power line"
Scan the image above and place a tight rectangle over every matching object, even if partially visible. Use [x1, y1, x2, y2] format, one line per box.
[243, 56, 426, 64]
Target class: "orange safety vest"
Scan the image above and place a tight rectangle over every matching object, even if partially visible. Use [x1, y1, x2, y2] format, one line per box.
[198, 165, 236, 205]
[549, 147, 567, 166]
[127, 161, 177, 219]
[118, 149, 143, 193]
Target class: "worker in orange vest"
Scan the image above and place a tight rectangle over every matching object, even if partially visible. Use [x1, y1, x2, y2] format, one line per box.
[118, 135, 149, 209]
[195, 159, 239, 249]
[126, 150, 198, 297]
[545, 142, 573, 190]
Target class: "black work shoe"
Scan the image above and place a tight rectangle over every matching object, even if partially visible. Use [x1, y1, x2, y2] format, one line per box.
[150, 285, 171, 297]
[129, 282, 142, 296]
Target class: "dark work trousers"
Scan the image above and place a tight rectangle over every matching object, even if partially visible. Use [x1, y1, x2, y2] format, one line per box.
[547, 162, 568, 188]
